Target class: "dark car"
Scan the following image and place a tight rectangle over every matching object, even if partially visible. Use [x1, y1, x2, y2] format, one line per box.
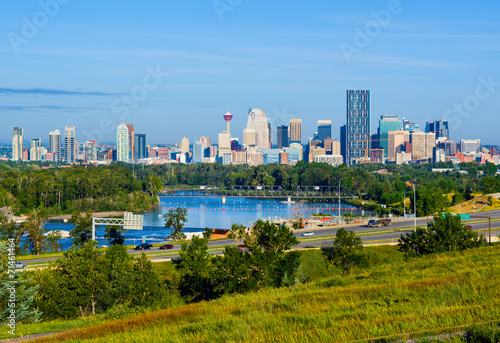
[237, 245, 245, 250]
[467, 225, 472, 229]
[159, 244, 174, 250]
[134, 243, 152, 250]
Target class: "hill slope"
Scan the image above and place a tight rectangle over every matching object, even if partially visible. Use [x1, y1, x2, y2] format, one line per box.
[33, 245, 500, 343]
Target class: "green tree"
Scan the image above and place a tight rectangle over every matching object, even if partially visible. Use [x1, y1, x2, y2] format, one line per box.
[69, 210, 93, 248]
[398, 214, 483, 258]
[323, 228, 367, 272]
[0, 242, 42, 325]
[45, 231, 62, 253]
[176, 236, 214, 302]
[202, 227, 212, 239]
[0, 213, 24, 255]
[22, 210, 48, 256]
[164, 207, 188, 241]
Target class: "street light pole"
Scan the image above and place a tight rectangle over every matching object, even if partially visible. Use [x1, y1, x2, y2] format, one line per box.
[338, 177, 345, 226]
[412, 184, 416, 231]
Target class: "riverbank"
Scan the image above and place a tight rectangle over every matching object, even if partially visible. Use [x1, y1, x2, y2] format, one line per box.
[48, 211, 126, 220]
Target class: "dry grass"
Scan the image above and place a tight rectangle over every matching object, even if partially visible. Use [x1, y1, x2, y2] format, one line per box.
[27, 244, 500, 343]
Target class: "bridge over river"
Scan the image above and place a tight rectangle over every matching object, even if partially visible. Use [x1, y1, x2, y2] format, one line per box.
[158, 185, 355, 199]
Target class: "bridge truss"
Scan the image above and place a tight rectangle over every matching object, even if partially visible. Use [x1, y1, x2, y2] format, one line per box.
[159, 185, 355, 199]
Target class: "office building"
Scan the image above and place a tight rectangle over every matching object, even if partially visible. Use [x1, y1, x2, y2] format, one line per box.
[243, 109, 270, 149]
[12, 127, 23, 161]
[49, 130, 62, 162]
[193, 140, 204, 164]
[125, 124, 135, 162]
[461, 139, 481, 154]
[29, 139, 41, 161]
[64, 126, 76, 163]
[317, 120, 332, 142]
[346, 90, 370, 165]
[426, 119, 449, 139]
[314, 155, 343, 167]
[437, 138, 457, 157]
[116, 123, 129, 162]
[433, 147, 446, 163]
[378, 115, 401, 158]
[277, 125, 289, 149]
[340, 125, 347, 163]
[387, 130, 410, 162]
[134, 134, 147, 161]
[403, 119, 420, 131]
[410, 131, 435, 161]
[289, 119, 302, 144]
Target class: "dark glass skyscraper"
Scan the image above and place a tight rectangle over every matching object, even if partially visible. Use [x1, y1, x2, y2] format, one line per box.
[426, 120, 449, 139]
[346, 90, 370, 165]
[378, 115, 401, 158]
[317, 120, 332, 142]
[134, 134, 147, 161]
[277, 125, 289, 149]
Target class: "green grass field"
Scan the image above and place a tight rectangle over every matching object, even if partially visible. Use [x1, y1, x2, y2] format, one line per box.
[17, 243, 500, 343]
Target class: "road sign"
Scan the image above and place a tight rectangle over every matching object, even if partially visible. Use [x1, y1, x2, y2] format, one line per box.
[440, 213, 470, 220]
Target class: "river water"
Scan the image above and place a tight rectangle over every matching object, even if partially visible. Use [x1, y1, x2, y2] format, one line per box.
[44, 196, 361, 250]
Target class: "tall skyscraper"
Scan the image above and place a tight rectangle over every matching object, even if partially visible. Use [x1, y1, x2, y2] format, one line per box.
[268, 121, 272, 147]
[117, 123, 129, 162]
[346, 90, 370, 165]
[12, 127, 23, 162]
[134, 134, 147, 161]
[49, 130, 62, 162]
[64, 126, 76, 163]
[83, 141, 97, 162]
[277, 125, 289, 149]
[29, 139, 41, 161]
[243, 109, 270, 149]
[387, 130, 410, 162]
[126, 124, 135, 162]
[193, 140, 204, 164]
[289, 119, 302, 144]
[317, 120, 332, 142]
[426, 119, 449, 139]
[340, 125, 347, 164]
[378, 115, 401, 158]
[410, 131, 435, 161]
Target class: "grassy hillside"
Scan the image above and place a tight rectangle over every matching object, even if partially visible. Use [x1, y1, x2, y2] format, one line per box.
[28, 244, 500, 343]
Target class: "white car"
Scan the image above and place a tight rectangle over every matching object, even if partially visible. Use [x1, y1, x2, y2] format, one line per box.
[302, 231, 314, 237]
[14, 261, 26, 269]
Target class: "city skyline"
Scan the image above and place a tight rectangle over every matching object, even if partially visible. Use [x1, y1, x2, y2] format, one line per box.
[1, 1, 499, 144]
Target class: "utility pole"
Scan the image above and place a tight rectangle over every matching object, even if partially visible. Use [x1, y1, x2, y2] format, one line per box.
[338, 177, 345, 226]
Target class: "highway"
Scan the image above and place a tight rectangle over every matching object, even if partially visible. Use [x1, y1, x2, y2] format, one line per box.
[23, 209, 500, 264]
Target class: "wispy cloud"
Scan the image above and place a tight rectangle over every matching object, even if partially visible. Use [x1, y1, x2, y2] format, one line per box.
[0, 105, 108, 111]
[0, 87, 117, 96]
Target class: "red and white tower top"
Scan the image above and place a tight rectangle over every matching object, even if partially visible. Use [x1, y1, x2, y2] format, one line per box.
[223, 111, 233, 134]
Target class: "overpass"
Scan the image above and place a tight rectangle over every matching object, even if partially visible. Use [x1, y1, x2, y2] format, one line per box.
[158, 185, 356, 199]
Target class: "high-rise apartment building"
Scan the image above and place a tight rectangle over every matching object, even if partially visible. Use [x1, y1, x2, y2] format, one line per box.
[134, 134, 147, 161]
[243, 109, 270, 149]
[29, 139, 41, 161]
[378, 115, 401, 158]
[317, 120, 332, 142]
[64, 126, 76, 163]
[126, 124, 135, 162]
[12, 127, 23, 161]
[346, 90, 370, 165]
[84, 141, 97, 162]
[289, 119, 302, 144]
[117, 123, 129, 162]
[426, 119, 449, 139]
[49, 130, 62, 162]
[193, 140, 204, 164]
[277, 125, 289, 149]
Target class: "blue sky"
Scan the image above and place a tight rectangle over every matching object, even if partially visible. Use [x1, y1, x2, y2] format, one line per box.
[1, 0, 499, 145]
